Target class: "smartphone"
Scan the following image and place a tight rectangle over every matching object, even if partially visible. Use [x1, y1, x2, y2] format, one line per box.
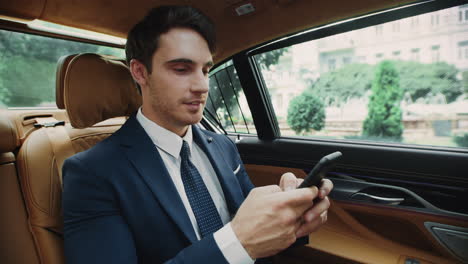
[298, 151, 342, 189]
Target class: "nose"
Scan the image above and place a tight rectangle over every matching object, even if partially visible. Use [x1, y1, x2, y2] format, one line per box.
[191, 71, 209, 94]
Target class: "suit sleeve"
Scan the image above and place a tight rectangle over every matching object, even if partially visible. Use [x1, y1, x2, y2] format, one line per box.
[63, 156, 229, 264]
[62, 156, 138, 264]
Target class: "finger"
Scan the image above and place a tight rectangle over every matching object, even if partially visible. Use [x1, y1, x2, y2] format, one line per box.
[318, 179, 334, 198]
[279, 172, 298, 191]
[296, 211, 328, 237]
[320, 211, 328, 223]
[296, 178, 304, 188]
[303, 196, 330, 222]
[278, 187, 319, 215]
[254, 185, 282, 195]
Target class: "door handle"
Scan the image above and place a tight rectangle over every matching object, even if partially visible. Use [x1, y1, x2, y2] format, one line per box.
[351, 192, 405, 205]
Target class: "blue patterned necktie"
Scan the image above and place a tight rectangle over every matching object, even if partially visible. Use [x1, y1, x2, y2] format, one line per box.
[180, 141, 223, 238]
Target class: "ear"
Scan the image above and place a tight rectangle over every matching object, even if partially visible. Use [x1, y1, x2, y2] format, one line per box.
[129, 59, 148, 88]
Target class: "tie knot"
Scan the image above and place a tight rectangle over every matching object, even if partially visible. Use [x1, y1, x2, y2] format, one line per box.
[180, 141, 191, 160]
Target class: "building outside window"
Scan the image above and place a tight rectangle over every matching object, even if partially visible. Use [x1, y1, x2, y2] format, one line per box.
[411, 48, 420, 62]
[411, 16, 419, 28]
[431, 14, 439, 26]
[343, 57, 351, 65]
[431, 45, 440, 62]
[459, 41, 468, 60]
[375, 25, 383, 35]
[375, 53, 384, 62]
[392, 21, 400, 32]
[277, 94, 283, 110]
[328, 58, 336, 71]
[459, 5, 468, 23]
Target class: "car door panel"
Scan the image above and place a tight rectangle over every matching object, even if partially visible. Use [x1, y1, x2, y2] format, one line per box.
[237, 136, 468, 264]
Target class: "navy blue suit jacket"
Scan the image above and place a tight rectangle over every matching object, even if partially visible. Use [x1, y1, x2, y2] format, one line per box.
[63, 115, 255, 264]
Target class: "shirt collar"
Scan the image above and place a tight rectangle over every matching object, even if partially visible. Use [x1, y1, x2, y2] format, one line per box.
[136, 107, 193, 159]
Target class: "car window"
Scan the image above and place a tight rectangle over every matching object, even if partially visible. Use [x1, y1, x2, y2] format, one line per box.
[0, 29, 125, 108]
[206, 60, 256, 134]
[254, 4, 468, 149]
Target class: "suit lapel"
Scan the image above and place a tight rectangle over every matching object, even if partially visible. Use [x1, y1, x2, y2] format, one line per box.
[117, 115, 198, 243]
[192, 126, 244, 214]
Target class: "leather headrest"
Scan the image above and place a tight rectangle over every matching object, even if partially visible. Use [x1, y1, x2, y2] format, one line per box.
[0, 113, 19, 152]
[55, 54, 78, 109]
[64, 53, 142, 128]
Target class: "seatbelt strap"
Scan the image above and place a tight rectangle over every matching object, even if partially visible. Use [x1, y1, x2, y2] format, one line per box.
[35, 117, 75, 187]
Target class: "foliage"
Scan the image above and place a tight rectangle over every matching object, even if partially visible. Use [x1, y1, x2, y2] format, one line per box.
[255, 47, 290, 70]
[453, 133, 468, 148]
[0, 63, 10, 107]
[305, 60, 463, 105]
[1, 56, 56, 106]
[396, 61, 462, 103]
[462, 71, 468, 98]
[0, 29, 125, 107]
[362, 61, 403, 140]
[308, 63, 374, 106]
[287, 92, 325, 135]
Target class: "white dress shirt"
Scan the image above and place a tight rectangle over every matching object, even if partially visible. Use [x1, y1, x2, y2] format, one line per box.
[136, 108, 254, 264]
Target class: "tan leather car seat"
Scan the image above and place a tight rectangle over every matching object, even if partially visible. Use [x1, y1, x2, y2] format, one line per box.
[0, 113, 40, 264]
[15, 53, 141, 264]
[55, 54, 78, 110]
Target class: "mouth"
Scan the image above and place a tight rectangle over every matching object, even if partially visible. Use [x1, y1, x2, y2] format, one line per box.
[183, 100, 205, 111]
[185, 100, 203, 105]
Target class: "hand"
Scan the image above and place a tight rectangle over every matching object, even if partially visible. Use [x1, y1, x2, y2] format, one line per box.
[279, 172, 333, 238]
[231, 184, 317, 259]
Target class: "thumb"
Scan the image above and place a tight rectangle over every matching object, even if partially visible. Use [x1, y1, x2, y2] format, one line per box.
[279, 172, 298, 191]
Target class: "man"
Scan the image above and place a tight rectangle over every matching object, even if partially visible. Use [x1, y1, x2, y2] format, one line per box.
[63, 5, 333, 264]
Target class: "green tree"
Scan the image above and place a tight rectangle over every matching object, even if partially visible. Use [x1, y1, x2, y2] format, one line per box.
[308, 63, 374, 106]
[0, 29, 124, 107]
[0, 62, 10, 107]
[287, 92, 325, 135]
[396, 61, 462, 103]
[363, 60, 403, 140]
[305, 61, 463, 105]
[453, 133, 468, 148]
[255, 47, 290, 70]
[462, 71, 468, 98]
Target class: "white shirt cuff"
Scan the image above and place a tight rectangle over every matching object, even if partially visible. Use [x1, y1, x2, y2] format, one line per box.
[213, 222, 255, 264]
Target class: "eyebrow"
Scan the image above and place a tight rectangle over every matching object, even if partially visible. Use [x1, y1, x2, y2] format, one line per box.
[166, 58, 213, 67]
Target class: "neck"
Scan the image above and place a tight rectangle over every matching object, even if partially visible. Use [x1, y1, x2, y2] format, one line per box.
[141, 106, 189, 137]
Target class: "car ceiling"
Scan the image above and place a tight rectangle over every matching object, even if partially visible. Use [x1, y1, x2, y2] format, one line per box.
[0, 0, 419, 62]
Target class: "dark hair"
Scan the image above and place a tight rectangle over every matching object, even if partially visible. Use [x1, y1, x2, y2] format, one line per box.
[125, 5, 216, 74]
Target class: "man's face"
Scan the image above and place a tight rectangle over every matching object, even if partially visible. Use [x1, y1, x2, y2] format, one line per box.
[140, 27, 213, 136]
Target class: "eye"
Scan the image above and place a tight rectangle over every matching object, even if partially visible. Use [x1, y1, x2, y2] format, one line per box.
[203, 68, 211, 76]
[174, 68, 187, 73]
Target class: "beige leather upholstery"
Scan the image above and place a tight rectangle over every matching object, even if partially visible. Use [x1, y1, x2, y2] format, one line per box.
[55, 54, 77, 109]
[64, 53, 141, 128]
[0, 114, 40, 264]
[0, 112, 20, 152]
[14, 53, 138, 263]
[16, 124, 123, 263]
